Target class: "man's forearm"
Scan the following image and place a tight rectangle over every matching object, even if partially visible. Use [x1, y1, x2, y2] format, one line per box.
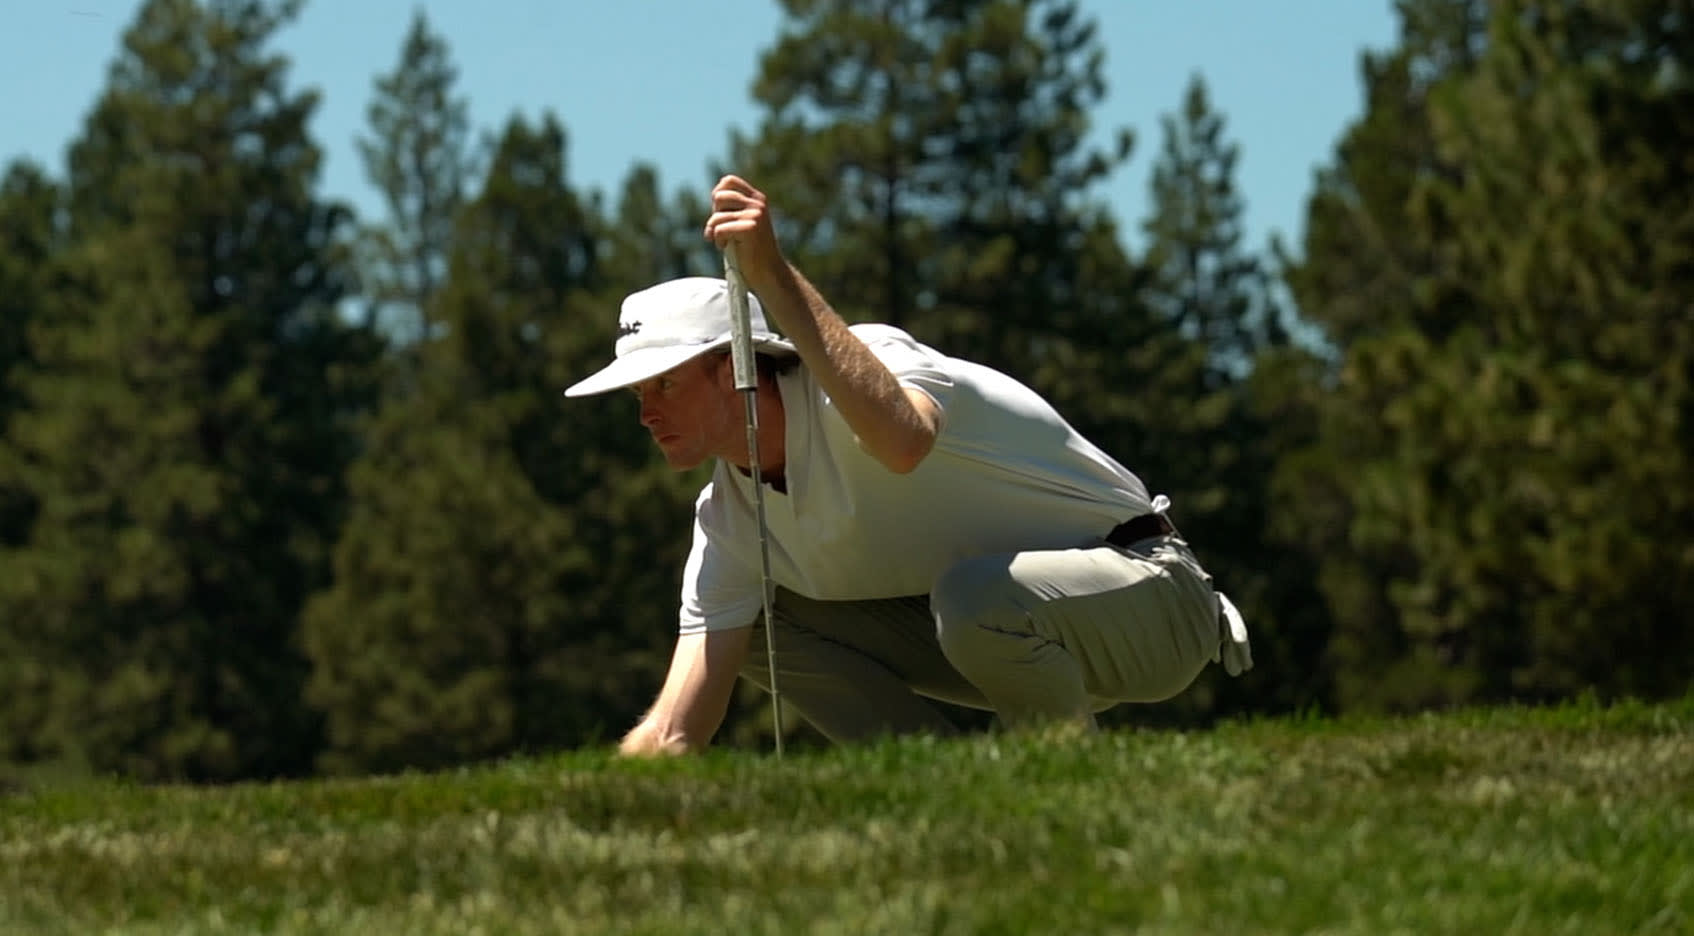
[701, 174, 938, 472]
[617, 629, 748, 757]
[753, 264, 938, 473]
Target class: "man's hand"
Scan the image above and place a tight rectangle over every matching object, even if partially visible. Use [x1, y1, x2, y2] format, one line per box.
[704, 175, 791, 301]
[615, 628, 753, 758]
[701, 174, 942, 475]
[617, 719, 692, 757]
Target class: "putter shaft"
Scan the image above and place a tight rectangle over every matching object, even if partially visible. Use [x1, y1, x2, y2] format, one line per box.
[724, 245, 785, 758]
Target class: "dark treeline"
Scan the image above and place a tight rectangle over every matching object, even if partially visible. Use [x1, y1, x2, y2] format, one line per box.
[1, 0, 1688, 782]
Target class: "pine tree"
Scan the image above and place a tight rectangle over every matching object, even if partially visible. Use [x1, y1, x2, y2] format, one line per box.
[1129, 75, 1327, 719]
[1283, 0, 1693, 708]
[303, 116, 697, 773]
[1134, 74, 1266, 501]
[1275, 0, 1494, 710]
[1282, 0, 1490, 347]
[1143, 76, 1281, 377]
[354, 8, 477, 346]
[600, 164, 717, 289]
[730, 0, 1137, 387]
[0, 0, 380, 780]
[1374, 0, 1694, 701]
[0, 161, 62, 548]
[0, 162, 65, 766]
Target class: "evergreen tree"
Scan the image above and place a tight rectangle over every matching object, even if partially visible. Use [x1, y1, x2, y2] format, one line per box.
[1134, 74, 1266, 503]
[1143, 76, 1282, 376]
[1372, 0, 1694, 701]
[730, 0, 1137, 387]
[1284, 0, 1693, 708]
[0, 0, 379, 780]
[354, 8, 477, 345]
[1282, 0, 1490, 347]
[0, 161, 62, 547]
[0, 162, 65, 766]
[600, 164, 717, 289]
[1278, 0, 1493, 709]
[1131, 75, 1328, 718]
[303, 116, 695, 773]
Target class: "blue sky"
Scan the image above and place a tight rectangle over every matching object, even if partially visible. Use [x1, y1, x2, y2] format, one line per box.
[4, 1, 1399, 256]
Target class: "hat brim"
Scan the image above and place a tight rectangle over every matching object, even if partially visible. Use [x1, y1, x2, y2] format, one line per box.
[563, 334, 797, 397]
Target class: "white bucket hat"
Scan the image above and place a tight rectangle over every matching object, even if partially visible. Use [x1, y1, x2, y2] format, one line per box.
[564, 276, 797, 397]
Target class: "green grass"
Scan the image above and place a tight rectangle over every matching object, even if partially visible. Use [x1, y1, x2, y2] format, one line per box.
[3, 699, 1691, 935]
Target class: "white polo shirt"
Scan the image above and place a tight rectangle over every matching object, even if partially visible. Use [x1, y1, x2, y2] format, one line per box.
[678, 325, 1153, 634]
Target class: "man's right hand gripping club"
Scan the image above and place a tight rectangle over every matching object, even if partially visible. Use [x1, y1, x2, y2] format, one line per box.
[704, 175, 941, 475]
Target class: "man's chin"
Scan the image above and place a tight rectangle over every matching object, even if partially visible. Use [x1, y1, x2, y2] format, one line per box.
[658, 447, 704, 472]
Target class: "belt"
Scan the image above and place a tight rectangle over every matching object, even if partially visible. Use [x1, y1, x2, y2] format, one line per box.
[1106, 512, 1175, 547]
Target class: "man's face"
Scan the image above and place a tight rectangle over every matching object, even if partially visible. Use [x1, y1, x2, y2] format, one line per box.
[631, 353, 740, 471]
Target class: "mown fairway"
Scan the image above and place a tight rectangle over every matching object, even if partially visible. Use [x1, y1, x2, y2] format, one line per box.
[3, 699, 1689, 935]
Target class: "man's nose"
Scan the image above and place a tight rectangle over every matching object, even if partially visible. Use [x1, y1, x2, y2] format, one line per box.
[638, 393, 660, 428]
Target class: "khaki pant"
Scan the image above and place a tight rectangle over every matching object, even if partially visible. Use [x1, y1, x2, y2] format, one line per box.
[738, 534, 1229, 742]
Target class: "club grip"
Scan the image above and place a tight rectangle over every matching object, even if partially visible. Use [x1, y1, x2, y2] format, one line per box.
[724, 244, 758, 392]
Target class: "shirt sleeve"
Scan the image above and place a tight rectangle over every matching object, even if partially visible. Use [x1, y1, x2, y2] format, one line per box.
[678, 482, 764, 635]
[851, 324, 956, 416]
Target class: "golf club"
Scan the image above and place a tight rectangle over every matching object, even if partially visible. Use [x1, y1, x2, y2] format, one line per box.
[724, 242, 785, 758]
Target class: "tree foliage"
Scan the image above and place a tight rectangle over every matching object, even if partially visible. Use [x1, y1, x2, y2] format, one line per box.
[0, 0, 380, 780]
[301, 117, 698, 773]
[354, 8, 478, 345]
[1129, 75, 1330, 719]
[0, 162, 62, 549]
[2, 0, 1687, 782]
[732, 0, 1136, 380]
[1285, 0, 1693, 708]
